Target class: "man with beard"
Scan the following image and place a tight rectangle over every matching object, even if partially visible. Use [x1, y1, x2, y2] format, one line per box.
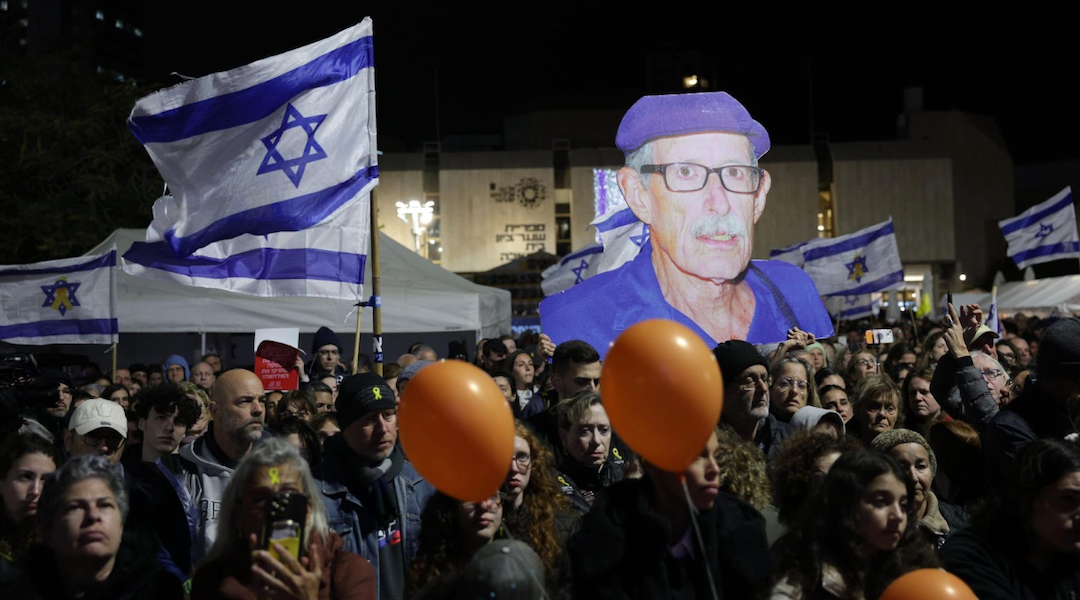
[314, 372, 434, 600]
[713, 340, 790, 460]
[178, 369, 268, 561]
[540, 92, 831, 357]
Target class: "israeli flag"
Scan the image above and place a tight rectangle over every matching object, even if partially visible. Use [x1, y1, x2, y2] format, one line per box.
[802, 218, 904, 296]
[826, 293, 882, 321]
[770, 240, 810, 267]
[123, 19, 377, 299]
[0, 251, 118, 345]
[540, 244, 604, 296]
[590, 169, 652, 274]
[999, 186, 1080, 270]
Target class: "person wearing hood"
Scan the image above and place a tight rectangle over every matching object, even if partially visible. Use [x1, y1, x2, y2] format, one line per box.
[789, 406, 845, 439]
[163, 355, 190, 384]
[313, 372, 435, 600]
[177, 369, 269, 562]
[307, 327, 348, 381]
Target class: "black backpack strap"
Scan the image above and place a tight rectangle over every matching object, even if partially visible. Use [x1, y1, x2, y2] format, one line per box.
[748, 263, 802, 331]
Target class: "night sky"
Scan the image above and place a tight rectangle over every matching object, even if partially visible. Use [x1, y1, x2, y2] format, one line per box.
[139, 7, 1076, 165]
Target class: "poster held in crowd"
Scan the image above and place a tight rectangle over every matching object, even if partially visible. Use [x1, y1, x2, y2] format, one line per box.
[254, 328, 301, 391]
[539, 91, 833, 357]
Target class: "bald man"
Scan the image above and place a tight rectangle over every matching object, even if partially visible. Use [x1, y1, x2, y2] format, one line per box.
[179, 369, 268, 560]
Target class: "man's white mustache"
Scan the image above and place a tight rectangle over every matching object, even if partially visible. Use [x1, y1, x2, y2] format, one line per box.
[690, 215, 747, 239]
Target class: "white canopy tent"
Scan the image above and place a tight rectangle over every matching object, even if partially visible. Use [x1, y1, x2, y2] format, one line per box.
[938, 274, 1080, 318]
[87, 229, 511, 338]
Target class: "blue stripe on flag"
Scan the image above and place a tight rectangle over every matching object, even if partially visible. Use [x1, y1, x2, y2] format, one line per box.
[594, 209, 641, 233]
[129, 35, 375, 144]
[1001, 193, 1074, 235]
[559, 246, 603, 266]
[0, 252, 115, 277]
[839, 306, 873, 320]
[825, 270, 905, 297]
[769, 241, 807, 257]
[0, 318, 118, 340]
[1011, 241, 1080, 265]
[164, 166, 378, 257]
[802, 221, 895, 262]
[124, 243, 365, 284]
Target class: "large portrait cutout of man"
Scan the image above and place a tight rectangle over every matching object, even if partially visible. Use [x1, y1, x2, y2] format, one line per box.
[540, 92, 833, 357]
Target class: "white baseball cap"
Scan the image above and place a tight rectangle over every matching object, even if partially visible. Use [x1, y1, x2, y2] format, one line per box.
[68, 398, 127, 438]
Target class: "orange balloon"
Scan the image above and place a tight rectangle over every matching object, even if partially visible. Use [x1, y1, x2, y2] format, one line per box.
[879, 569, 978, 600]
[600, 319, 723, 472]
[398, 360, 515, 502]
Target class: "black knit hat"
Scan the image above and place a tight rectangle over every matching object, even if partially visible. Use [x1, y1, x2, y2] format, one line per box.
[336, 373, 396, 431]
[1036, 317, 1080, 380]
[712, 340, 769, 388]
[312, 326, 341, 355]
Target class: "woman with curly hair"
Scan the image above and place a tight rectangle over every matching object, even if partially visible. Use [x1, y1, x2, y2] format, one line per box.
[502, 422, 576, 575]
[769, 431, 863, 528]
[770, 450, 939, 599]
[405, 490, 505, 597]
[714, 428, 772, 513]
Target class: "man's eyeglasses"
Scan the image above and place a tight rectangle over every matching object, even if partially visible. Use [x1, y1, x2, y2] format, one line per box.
[774, 377, 809, 392]
[639, 163, 763, 194]
[83, 431, 125, 447]
[981, 369, 1005, 383]
[738, 374, 772, 391]
[512, 452, 532, 469]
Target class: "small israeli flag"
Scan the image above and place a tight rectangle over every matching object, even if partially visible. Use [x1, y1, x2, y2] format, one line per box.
[999, 186, 1080, 270]
[801, 218, 904, 297]
[540, 244, 604, 296]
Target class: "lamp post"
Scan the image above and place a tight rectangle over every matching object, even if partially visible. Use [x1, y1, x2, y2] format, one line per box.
[396, 200, 435, 257]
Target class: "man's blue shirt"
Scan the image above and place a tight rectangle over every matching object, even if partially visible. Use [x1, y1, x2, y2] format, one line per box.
[539, 243, 833, 357]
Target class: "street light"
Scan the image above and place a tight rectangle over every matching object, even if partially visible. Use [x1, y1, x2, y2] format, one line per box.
[396, 199, 435, 256]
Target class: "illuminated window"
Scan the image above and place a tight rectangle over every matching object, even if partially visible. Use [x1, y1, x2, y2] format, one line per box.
[95, 9, 104, 20]
[115, 19, 123, 29]
[133, 27, 142, 37]
[0, 2, 9, 12]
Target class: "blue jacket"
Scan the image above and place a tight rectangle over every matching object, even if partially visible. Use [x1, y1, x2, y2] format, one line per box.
[314, 439, 434, 599]
[540, 243, 833, 359]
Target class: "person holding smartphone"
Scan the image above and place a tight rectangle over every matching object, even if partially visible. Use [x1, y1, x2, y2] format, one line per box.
[191, 438, 375, 600]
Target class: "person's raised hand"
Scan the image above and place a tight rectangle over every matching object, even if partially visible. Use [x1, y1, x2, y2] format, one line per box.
[943, 303, 969, 359]
[250, 540, 322, 600]
[537, 333, 556, 360]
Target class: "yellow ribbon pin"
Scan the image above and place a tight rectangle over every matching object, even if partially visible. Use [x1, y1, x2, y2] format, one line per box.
[269, 467, 281, 485]
[613, 448, 623, 461]
[372, 387, 383, 401]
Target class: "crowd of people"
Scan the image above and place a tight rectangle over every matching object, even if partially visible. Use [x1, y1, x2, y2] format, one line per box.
[0, 310, 1079, 600]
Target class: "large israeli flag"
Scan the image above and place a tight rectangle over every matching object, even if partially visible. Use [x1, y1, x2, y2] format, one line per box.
[0, 251, 118, 345]
[123, 20, 377, 298]
[802, 218, 904, 296]
[541, 244, 604, 296]
[999, 187, 1080, 270]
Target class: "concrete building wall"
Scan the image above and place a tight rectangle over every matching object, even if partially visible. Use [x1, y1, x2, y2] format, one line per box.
[906, 112, 1014, 282]
[374, 154, 425, 251]
[753, 145, 820, 258]
[438, 151, 555, 272]
[832, 141, 956, 263]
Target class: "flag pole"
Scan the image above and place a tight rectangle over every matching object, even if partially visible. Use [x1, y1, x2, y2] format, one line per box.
[370, 189, 383, 377]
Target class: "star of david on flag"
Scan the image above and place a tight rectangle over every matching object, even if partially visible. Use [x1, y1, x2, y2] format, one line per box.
[999, 186, 1080, 270]
[257, 103, 328, 188]
[541, 244, 603, 296]
[124, 19, 378, 299]
[826, 293, 882, 321]
[801, 218, 904, 296]
[0, 250, 118, 345]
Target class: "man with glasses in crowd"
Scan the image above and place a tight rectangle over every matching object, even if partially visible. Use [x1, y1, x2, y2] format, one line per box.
[309, 325, 348, 380]
[540, 91, 831, 357]
[714, 340, 790, 459]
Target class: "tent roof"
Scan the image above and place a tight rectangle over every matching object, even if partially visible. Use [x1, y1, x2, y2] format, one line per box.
[938, 275, 1080, 317]
[89, 230, 511, 337]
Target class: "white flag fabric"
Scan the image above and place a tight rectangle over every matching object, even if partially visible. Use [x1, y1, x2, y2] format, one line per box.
[769, 240, 810, 267]
[987, 287, 1000, 335]
[123, 19, 377, 298]
[825, 293, 882, 321]
[540, 244, 604, 296]
[0, 251, 118, 345]
[802, 218, 904, 296]
[998, 186, 1079, 270]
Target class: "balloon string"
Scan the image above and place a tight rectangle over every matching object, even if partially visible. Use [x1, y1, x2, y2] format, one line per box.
[682, 476, 720, 600]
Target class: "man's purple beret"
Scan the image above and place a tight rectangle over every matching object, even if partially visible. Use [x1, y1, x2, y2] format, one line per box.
[615, 91, 771, 158]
